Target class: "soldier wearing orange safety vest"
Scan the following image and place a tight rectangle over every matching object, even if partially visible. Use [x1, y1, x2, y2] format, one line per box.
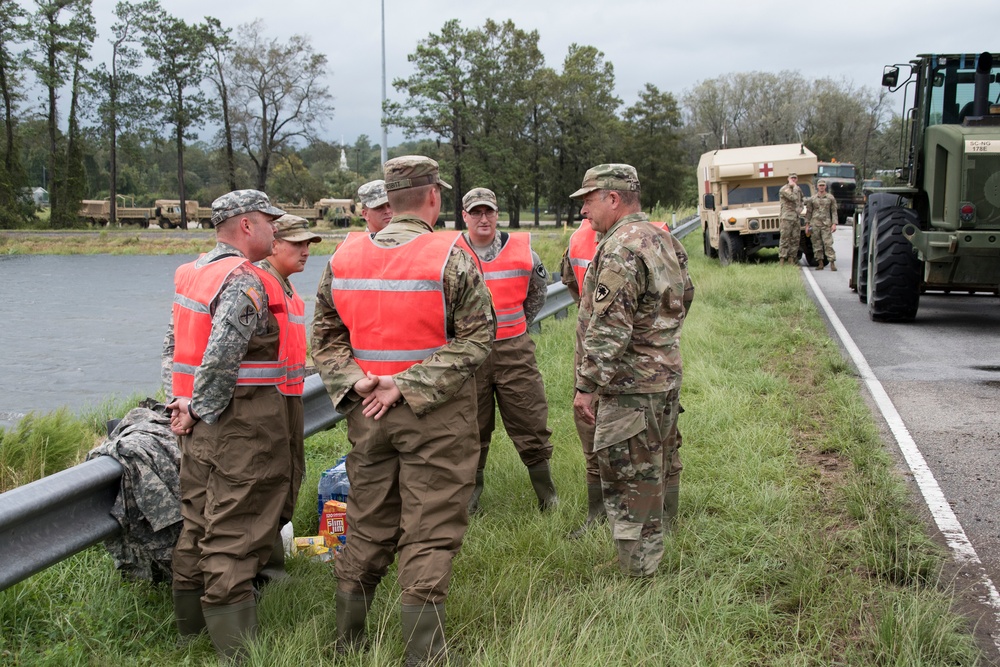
[560, 217, 691, 539]
[255, 213, 322, 586]
[161, 190, 289, 663]
[312, 156, 494, 665]
[456, 187, 557, 515]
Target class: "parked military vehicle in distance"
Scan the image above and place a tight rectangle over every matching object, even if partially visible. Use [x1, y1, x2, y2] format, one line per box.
[78, 199, 151, 227]
[152, 200, 213, 229]
[317, 198, 356, 227]
[816, 161, 860, 225]
[851, 52, 1000, 322]
[699, 143, 817, 266]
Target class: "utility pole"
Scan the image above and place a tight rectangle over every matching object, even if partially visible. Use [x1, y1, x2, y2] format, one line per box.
[380, 0, 388, 170]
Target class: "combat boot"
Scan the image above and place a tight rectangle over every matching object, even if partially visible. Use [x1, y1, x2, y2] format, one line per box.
[467, 470, 485, 515]
[815, 260, 824, 270]
[568, 482, 606, 539]
[203, 598, 258, 664]
[527, 462, 558, 511]
[255, 535, 290, 586]
[829, 261, 837, 271]
[335, 590, 373, 654]
[663, 482, 680, 532]
[172, 588, 206, 645]
[401, 602, 462, 667]
[779, 257, 785, 267]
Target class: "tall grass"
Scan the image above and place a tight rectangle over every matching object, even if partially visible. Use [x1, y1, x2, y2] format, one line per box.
[0, 235, 982, 665]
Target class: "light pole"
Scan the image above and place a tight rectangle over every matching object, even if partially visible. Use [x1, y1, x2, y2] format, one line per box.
[380, 0, 388, 170]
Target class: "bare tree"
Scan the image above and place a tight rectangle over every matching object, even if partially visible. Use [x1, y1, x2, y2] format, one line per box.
[228, 20, 334, 192]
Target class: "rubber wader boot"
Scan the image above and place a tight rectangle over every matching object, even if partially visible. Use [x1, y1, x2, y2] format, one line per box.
[173, 588, 206, 644]
[203, 599, 258, 664]
[663, 482, 680, 532]
[829, 261, 837, 271]
[467, 446, 489, 514]
[335, 590, 374, 654]
[815, 260, 824, 270]
[527, 463, 558, 511]
[256, 535, 290, 586]
[402, 602, 460, 667]
[569, 482, 606, 539]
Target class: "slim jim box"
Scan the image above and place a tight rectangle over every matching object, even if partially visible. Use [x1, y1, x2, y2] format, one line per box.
[320, 500, 348, 551]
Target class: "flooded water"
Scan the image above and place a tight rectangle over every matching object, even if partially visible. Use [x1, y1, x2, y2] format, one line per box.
[0, 253, 329, 429]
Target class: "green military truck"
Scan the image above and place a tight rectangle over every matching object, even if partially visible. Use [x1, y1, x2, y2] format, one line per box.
[698, 143, 817, 266]
[816, 161, 859, 225]
[851, 52, 1000, 321]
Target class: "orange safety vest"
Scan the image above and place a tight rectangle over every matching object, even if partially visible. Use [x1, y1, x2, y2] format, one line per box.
[568, 219, 669, 287]
[330, 232, 458, 375]
[171, 256, 286, 399]
[567, 220, 598, 288]
[280, 285, 307, 396]
[457, 232, 532, 340]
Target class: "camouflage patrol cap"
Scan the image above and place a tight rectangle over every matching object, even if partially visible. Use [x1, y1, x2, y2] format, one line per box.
[383, 155, 452, 192]
[273, 214, 322, 243]
[462, 187, 498, 211]
[569, 164, 641, 199]
[211, 189, 285, 227]
[817, 179, 828, 187]
[358, 179, 389, 209]
[789, 173, 798, 178]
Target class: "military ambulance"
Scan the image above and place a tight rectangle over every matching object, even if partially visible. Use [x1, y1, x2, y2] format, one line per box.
[698, 143, 818, 266]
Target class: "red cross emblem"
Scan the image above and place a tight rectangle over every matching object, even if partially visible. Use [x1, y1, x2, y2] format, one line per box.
[758, 162, 774, 178]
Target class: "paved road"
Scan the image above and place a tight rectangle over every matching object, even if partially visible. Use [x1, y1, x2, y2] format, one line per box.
[806, 226, 1000, 658]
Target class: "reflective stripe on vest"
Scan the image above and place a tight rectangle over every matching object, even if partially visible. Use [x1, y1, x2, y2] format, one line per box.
[171, 256, 285, 399]
[330, 231, 457, 375]
[458, 232, 532, 340]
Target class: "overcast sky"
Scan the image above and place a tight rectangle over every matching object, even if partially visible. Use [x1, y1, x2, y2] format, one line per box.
[77, 0, 1000, 148]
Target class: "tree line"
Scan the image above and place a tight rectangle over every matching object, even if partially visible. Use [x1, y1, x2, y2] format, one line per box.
[0, 4, 901, 229]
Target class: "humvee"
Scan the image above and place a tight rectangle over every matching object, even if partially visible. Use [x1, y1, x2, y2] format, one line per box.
[699, 143, 817, 266]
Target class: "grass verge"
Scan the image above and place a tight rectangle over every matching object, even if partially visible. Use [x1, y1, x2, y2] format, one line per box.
[0, 234, 982, 665]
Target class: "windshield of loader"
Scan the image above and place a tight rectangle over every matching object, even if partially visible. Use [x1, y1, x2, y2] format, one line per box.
[927, 56, 1000, 126]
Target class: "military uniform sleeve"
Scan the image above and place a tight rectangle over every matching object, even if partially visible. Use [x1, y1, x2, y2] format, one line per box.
[310, 259, 368, 413]
[394, 247, 496, 416]
[670, 235, 695, 314]
[576, 244, 643, 393]
[830, 195, 839, 220]
[523, 249, 548, 325]
[161, 318, 175, 397]
[560, 247, 581, 304]
[190, 266, 266, 424]
[804, 197, 815, 221]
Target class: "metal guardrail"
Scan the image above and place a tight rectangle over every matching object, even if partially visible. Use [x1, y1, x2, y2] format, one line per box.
[0, 216, 697, 592]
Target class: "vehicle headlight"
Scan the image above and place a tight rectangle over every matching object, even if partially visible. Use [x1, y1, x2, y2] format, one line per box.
[748, 219, 760, 230]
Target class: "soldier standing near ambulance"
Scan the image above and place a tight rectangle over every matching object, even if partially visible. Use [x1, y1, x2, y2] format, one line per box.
[311, 156, 494, 665]
[805, 179, 838, 271]
[255, 214, 322, 584]
[778, 173, 803, 266]
[162, 190, 289, 662]
[570, 164, 690, 577]
[457, 187, 558, 514]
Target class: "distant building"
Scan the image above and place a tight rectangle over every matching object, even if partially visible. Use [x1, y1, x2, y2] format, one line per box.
[339, 148, 349, 171]
[21, 187, 49, 207]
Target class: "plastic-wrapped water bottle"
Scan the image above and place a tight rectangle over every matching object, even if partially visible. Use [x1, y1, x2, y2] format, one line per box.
[317, 455, 350, 515]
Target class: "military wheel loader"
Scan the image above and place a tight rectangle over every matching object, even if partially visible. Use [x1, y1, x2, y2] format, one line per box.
[851, 52, 1000, 322]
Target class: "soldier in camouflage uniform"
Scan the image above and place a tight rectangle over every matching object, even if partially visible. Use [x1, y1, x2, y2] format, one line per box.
[255, 214, 322, 584]
[458, 187, 557, 515]
[805, 180, 838, 271]
[570, 164, 691, 578]
[778, 173, 804, 266]
[358, 179, 393, 235]
[312, 156, 495, 666]
[161, 190, 288, 662]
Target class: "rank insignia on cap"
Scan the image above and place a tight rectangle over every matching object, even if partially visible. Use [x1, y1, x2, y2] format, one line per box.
[595, 283, 610, 302]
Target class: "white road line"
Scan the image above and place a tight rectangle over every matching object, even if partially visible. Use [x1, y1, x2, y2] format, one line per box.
[802, 268, 1000, 652]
